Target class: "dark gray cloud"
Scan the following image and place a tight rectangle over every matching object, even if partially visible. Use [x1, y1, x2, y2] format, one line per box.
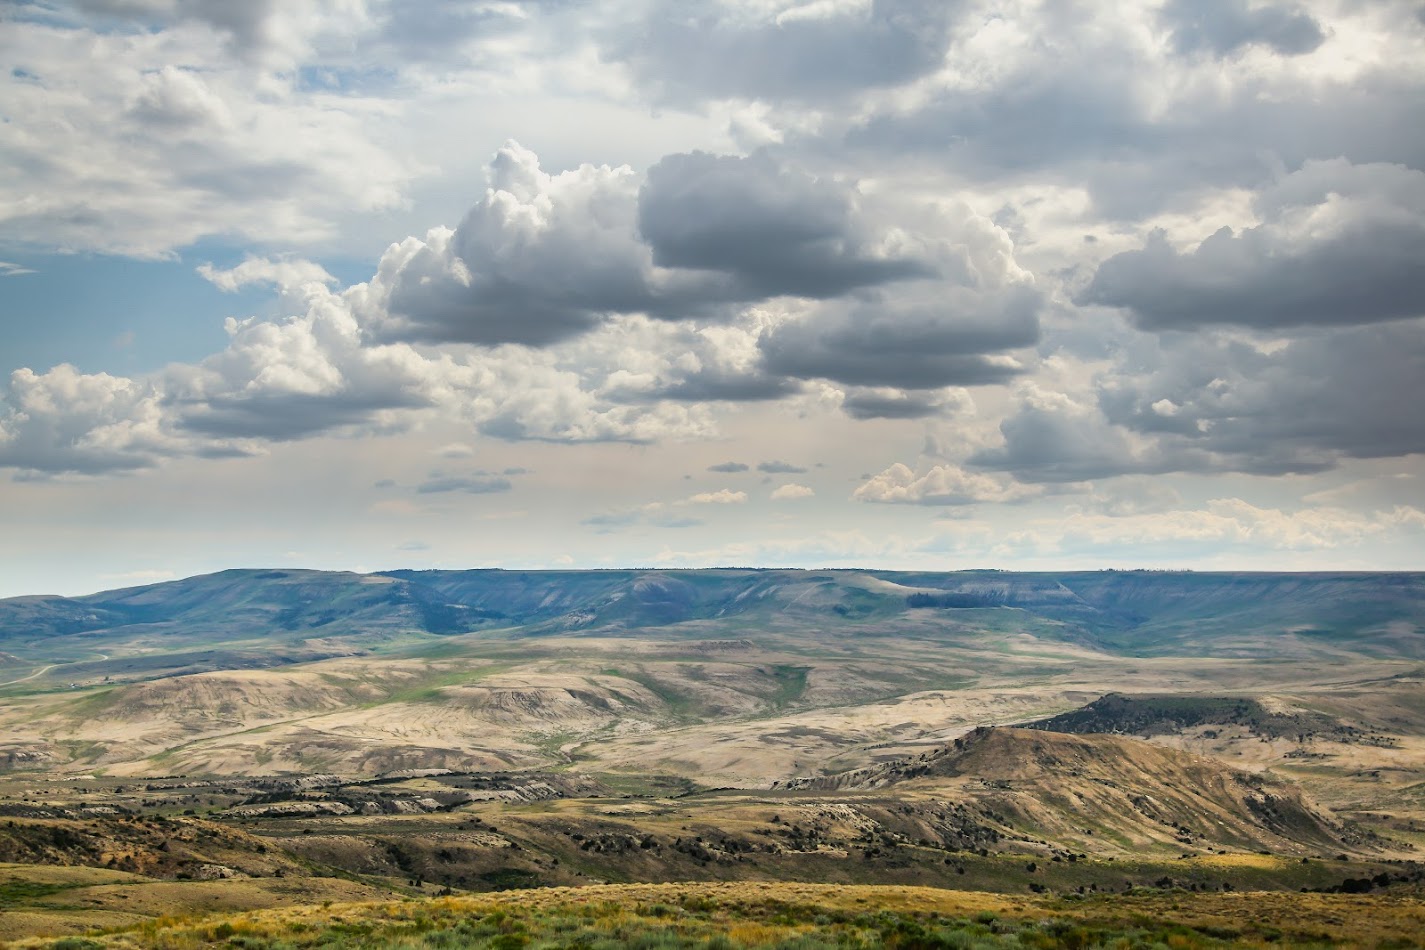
[759, 286, 1042, 389]
[707, 462, 749, 473]
[175, 388, 428, 441]
[978, 317, 1425, 485]
[1099, 323, 1425, 468]
[637, 151, 927, 303]
[610, 0, 962, 104]
[969, 402, 1191, 484]
[1081, 161, 1425, 330]
[757, 460, 805, 474]
[1161, 0, 1325, 57]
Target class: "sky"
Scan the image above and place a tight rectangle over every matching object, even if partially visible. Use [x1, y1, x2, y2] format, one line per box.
[1, 0, 1423, 597]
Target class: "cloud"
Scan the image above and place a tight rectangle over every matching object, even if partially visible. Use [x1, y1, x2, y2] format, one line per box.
[610, 0, 963, 104]
[968, 390, 1199, 484]
[197, 256, 336, 294]
[1097, 321, 1425, 470]
[758, 460, 806, 474]
[0, 364, 249, 476]
[0, 35, 411, 257]
[1081, 161, 1425, 330]
[624, 319, 803, 404]
[836, 7, 1425, 220]
[708, 461, 749, 473]
[416, 472, 514, 494]
[0, 262, 36, 278]
[1160, 0, 1326, 58]
[0, 276, 729, 476]
[166, 289, 443, 441]
[637, 150, 927, 301]
[70, 0, 552, 72]
[687, 489, 748, 504]
[759, 285, 1041, 389]
[839, 386, 971, 420]
[365, 144, 933, 351]
[853, 462, 1031, 506]
[371, 145, 653, 347]
[770, 482, 814, 500]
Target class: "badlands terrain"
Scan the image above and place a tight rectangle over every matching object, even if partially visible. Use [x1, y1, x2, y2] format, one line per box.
[1, 567, 1424, 945]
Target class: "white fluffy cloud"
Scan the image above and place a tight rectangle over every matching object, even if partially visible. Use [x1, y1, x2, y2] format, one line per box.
[770, 483, 815, 500]
[687, 489, 748, 505]
[198, 257, 337, 294]
[0, 364, 248, 476]
[854, 462, 1031, 506]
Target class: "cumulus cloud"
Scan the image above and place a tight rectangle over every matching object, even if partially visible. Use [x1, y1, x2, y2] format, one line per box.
[853, 462, 1031, 506]
[638, 150, 927, 301]
[629, 319, 804, 403]
[760, 285, 1041, 389]
[166, 287, 443, 441]
[0, 266, 731, 475]
[968, 388, 1202, 483]
[770, 482, 815, 500]
[371, 145, 653, 347]
[708, 461, 749, 473]
[1098, 322, 1425, 470]
[1082, 161, 1425, 330]
[0, 364, 249, 476]
[364, 144, 936, 350]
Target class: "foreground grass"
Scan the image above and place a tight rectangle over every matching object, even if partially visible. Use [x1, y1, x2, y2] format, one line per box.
[11, 882, 1425, 950]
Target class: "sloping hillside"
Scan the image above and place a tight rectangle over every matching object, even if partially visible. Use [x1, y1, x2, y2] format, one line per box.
[788, 727, 1362, 855]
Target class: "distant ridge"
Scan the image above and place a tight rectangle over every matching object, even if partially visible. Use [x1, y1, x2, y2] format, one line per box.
[4, 567, 1424, 658]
